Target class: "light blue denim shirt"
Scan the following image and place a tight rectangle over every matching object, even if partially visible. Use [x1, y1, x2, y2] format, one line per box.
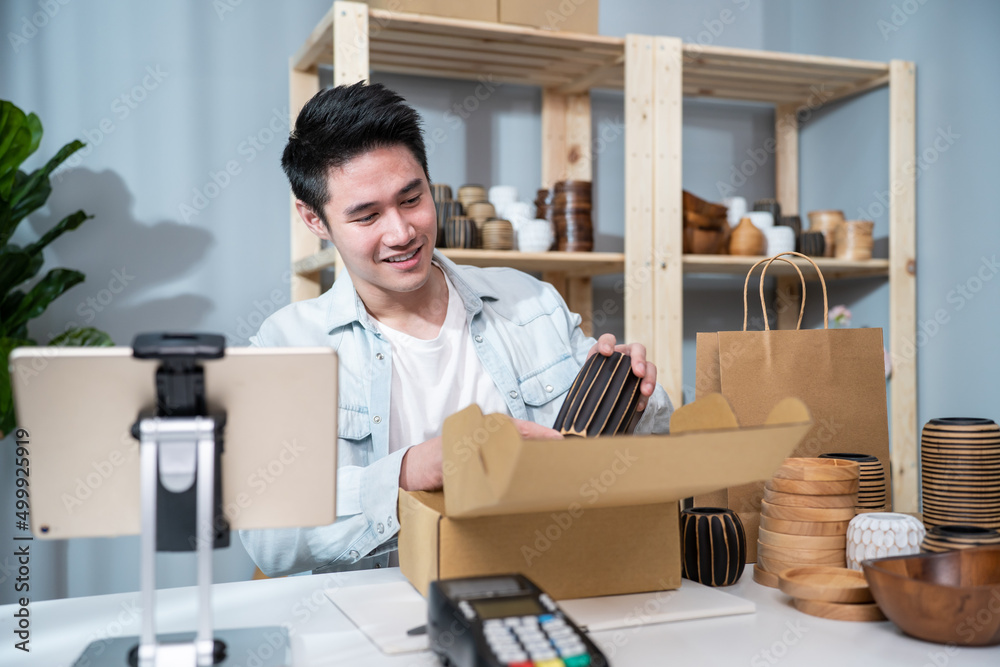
[239, 251, 673, 576]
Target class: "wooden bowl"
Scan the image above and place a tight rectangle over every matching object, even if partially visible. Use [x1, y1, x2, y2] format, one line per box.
[762, 488, 857, 509]
[753, 563, 780, 588]
[792, 598, 886, 622]
[683, 189, 728, 217]
[778, 566, 873, 603]
[760, 500, 855, 522]
[862, 545, 1000, 645]
[758, 542, 845, 565]
[760, 515, 852, 536]
[691, 227, 725, 254]
[773, 458, 860, 482]
[758, 528, 846, 551]
[766, 477, 859, 496]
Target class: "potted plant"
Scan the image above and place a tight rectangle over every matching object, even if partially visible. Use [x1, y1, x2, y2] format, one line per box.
[1, 99, 112, 436]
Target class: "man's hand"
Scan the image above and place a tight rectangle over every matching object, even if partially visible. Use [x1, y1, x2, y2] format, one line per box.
[399, 436, 443, 492]
[586, 333, 658, 412]
[512, 418, 564, 440]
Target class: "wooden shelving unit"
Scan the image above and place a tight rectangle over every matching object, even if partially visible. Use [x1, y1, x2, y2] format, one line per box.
[287, 2, 916, 511]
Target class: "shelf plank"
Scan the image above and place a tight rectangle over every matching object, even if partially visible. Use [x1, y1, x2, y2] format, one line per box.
[683, 255, 890, 280]
[299, 6, 894, 104]
[293, 248, 627, 277]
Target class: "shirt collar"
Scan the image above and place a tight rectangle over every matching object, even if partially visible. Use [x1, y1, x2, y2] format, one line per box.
[323, 249, 500, 333]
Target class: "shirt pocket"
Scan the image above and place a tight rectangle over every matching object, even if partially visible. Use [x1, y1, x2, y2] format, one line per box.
[339, 405, 373, 442]
[517, 354, 580, 408]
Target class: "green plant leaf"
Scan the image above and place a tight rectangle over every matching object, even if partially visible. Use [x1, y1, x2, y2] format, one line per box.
[49, 326, 113, 347]
[0, 335, 34, 438]
[3, 268, 84, 334]
[5, 169, 50, 235]
[0, 101, 42, 200]
[9, 139, 84, 210]
[23, 210, 92, 256]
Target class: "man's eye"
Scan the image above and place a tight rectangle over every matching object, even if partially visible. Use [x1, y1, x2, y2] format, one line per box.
[356, 213, 377, 224]
[402, 195, 421, 206]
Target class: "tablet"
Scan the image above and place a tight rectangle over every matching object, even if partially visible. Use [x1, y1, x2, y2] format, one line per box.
[9, 345, 337, 539]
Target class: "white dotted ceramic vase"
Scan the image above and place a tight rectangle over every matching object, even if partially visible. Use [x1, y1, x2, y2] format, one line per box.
[846, 512, 925, 571]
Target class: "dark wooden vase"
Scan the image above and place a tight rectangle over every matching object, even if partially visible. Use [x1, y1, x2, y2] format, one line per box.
[551, 350, 641, 437]
[680, 507, 747, 586]
[445, 215, 477, 249]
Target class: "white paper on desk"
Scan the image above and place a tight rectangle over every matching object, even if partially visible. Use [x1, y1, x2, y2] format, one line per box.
[559, 580, 755, 632]
[325, 578, 754, 655]
[325, 581, 429, 654]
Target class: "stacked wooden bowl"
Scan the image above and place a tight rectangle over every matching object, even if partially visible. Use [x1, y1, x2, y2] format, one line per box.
[835, 220, 875, 260]
[753, 458, 858, 588]
[457, 184, 487, 211]
[682, 190, 729, 254]
[818, 453, 887, 512]
[921, 418, 1000, 530]
[552, 180, 593, 251]
[778, 566, 885, 622]
[480, 219, 515, 250]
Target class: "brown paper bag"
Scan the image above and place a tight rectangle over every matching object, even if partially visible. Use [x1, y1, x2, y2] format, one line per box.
[695, 252, 890, 561]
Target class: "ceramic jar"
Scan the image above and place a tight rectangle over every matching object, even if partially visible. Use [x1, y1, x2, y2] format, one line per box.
[681, 507, 748, 586]
[729, 217, 765, 256]
[818, 453, 887, 512]
[921, 525, 1000, 553]
[763, 226, 796, 256]
[517, 218, 555, 252]
[845, 512, 924, 570]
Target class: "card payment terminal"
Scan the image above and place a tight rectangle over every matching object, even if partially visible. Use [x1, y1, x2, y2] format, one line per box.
[427, 574, 608, 667]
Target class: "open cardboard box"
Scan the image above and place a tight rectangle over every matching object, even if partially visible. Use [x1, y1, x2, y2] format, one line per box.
[398, 394, 812, 599]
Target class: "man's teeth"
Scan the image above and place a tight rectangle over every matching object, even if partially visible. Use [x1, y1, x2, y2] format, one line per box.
[387, 249, 417, 263]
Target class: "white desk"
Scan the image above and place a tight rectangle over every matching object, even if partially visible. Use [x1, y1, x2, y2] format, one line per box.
[4, 566, 998, 666]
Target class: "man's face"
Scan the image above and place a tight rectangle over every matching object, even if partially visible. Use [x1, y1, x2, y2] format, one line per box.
[309, 145, 437, 301]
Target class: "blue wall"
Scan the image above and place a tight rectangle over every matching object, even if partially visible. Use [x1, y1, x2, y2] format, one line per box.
[1, 0, 997, 601]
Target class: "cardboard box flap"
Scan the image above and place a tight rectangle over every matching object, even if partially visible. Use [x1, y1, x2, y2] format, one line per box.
[442, 394, 813, 518]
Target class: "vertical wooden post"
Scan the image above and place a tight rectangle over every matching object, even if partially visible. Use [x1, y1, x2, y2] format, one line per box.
[542, 88, 593, 335]
[653, 36, 683, 407]
[775, 102, 802, 331]
[624, 35, 656, 380]
[290, 64, 322, 302]
[889, 60, 917, 513]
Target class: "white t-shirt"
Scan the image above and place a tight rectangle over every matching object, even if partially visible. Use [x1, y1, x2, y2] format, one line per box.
[377, 268, 511, 453]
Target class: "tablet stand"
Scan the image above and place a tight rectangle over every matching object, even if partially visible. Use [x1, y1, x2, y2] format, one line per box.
[133, 333, 229, 666]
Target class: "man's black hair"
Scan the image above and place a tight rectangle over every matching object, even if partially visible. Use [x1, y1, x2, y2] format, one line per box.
[281, 81, 428, 225]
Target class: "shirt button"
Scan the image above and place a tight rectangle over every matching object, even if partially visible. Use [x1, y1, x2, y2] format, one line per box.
[387, 517, 393, 527]
[349, 550, 359, 560]
[373, 415, 381, 424]
[509, 390, 518, 399]
[375, 352, 384, 360]
[377, 523, 385, 534]
[545, 385, 553, 393]
[474, 334, 483, 343]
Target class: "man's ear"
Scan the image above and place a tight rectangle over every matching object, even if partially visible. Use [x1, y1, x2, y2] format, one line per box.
[295, 200, 333, 242]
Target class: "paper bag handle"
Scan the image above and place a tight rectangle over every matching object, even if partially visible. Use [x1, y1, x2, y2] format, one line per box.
[761, 251, 829, 331]
[742, 256, 806, 331]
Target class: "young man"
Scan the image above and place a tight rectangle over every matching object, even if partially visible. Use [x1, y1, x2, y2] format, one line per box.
[239, 82, 673, 576]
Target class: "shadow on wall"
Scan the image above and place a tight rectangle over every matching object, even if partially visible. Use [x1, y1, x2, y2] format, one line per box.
[24, 168, 215, 345]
